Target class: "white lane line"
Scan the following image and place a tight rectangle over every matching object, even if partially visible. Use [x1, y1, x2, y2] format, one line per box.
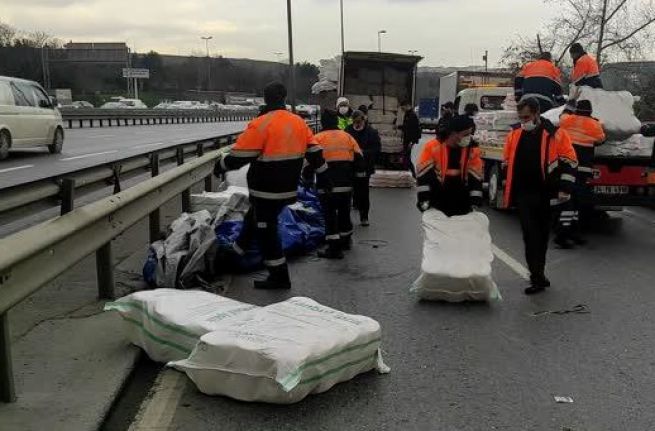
[128, 369, 187, 431]
[492, 244, 530, 280]
[132, 142, 164, 149]
[60, 150, 117, 161]
[86, 134, 114, 139]
[0, 164, 34, 174]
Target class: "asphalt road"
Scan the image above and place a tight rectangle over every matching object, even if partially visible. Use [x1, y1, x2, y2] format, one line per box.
[119, 187, 655, 431]
[0, 122, 247, 190]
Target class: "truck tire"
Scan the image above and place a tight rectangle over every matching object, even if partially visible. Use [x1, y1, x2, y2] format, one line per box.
[0, 130, 10, 161]
[48, 127, 64, 154]
[488, 163, 504, 209]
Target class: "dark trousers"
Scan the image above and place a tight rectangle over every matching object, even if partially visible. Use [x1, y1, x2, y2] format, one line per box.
[320, 191, 353, 249]
[404, 141, 417, 177]
[353, 176, 371, 220]
[235, 197, 288, 281]
[556, 173, 592, 238]
[516, 192, 551, 280]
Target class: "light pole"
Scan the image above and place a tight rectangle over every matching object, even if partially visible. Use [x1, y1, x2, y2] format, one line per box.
[286, 0, 296, 112]
[340, 0, 345, 57]
[377, 30, 387, 53]
[201, 36, 213, 91]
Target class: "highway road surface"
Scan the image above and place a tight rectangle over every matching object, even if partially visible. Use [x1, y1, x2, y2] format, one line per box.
[105, 187, 655, 431]
[0, 122, 247, 190]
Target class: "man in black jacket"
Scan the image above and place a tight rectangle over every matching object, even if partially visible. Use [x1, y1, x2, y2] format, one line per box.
[398, 100, 421, 175]
[346, 110, 381, 226]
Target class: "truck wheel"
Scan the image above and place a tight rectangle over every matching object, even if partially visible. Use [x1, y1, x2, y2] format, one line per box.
[49, 128, 64, 154]
[488, 163, 504, 209]
[0, 131, 10, 160]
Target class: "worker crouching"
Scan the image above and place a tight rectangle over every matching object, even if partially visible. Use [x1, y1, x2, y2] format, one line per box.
[415, 115, 484, 217]
[311, 109, 366, 259]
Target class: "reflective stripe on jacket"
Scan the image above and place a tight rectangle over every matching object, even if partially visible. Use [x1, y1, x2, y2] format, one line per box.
[503, 120, 578, 208]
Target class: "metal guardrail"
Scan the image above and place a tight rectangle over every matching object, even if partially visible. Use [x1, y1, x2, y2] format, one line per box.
[0, 119, 320, 402]
[60, 107, 257, 129]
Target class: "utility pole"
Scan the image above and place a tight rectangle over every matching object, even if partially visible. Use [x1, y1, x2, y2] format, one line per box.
[340, 0, 345, 57]
[286, 0, 296, 112]
[377, 30, 387, 53]
[483, 50, 489, 71]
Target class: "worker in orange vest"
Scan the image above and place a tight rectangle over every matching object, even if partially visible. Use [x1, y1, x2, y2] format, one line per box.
[214, 82, 328, 289]
[310, 109, 366, 259]
[503, 97, 578, 295]
[416, 115, 484, 216]
[514, 52, 564, 113]
[556, 100, 606, 247]
[569, 43, 603, 88]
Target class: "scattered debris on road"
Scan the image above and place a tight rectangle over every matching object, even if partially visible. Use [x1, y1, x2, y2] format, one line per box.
[532, 304, 590, 317]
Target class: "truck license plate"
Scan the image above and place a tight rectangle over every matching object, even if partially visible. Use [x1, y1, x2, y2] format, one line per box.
[594, 185, 630, 195]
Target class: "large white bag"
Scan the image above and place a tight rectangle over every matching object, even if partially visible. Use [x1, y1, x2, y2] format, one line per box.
[170, 297, 390, 404]
[104, 289, 258, 363]
[411, 210, 500, 302]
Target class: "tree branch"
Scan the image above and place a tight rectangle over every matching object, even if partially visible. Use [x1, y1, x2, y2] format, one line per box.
[605, 0, 629, 24]
[602, 16, 655, 50]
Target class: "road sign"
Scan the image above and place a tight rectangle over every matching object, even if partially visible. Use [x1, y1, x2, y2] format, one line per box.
[122, 68, 150, 79]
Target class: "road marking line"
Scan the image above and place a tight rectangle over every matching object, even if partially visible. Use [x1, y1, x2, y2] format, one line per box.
[60, 150, 117, 161]
[87, 134, 113, 138]
[0, 164, 34, 174]
[492, 244, 530, 280]
[133, 142, 164, 149]
[128, 369, 187, 431]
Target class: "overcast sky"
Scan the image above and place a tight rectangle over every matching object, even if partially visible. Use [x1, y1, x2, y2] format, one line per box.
[2, 0, 560, 67]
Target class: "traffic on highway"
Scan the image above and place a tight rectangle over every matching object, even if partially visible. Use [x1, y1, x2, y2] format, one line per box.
[2, 1, 655, 430]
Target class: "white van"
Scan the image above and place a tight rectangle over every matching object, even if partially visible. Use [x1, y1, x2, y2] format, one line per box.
[0, 76, 64, 160]
[454, 87, 513, 115]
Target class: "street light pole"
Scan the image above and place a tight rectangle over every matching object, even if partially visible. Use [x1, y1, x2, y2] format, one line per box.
[377, 30, 387, 53]
[286, 0, 296, 113]
[201, 36, 213, 91]
[340, 0, 345, 57]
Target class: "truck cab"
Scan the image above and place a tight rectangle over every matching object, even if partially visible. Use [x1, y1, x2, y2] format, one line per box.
[454, 87, 510, 115]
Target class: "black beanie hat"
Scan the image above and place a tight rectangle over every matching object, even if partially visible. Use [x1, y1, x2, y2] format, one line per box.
[576, 100, 593, 116]
[449, 115, 475, 133]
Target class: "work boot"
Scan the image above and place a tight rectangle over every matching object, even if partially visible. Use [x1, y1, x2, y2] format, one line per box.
[318, 245, 344, 260]
[525, 274, 550, 295]
[554, 235, 575, 249]
[254, 265, 291, 290]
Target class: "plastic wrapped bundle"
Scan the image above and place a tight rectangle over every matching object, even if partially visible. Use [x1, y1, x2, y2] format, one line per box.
[370, 170, 415, 188]
[411, 210, 501, 302]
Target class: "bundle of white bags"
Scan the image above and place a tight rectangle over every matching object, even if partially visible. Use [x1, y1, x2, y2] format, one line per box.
[106, 290, 389, 404]
[370, 170, 415, 188]
[544, 87, 642, 141]
[411, 210, 501, 302]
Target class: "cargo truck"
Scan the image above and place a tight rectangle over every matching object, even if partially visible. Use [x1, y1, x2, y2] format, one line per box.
[340, 51, 422, 168]
[438, 71, 513, 115]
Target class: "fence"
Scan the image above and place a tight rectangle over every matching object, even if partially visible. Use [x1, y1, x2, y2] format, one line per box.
[60, 107, 257, 129]
[0, 119, 320, 403]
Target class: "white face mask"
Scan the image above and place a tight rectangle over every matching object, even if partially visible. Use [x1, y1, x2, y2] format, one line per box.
[458, 135, 472, 147]
[521, 120, 537, 132]
[338, 106, 349, 115]
[353, 122, 365, 131]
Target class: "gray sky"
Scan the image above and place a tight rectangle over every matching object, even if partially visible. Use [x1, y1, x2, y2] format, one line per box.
[2, 0, 559, 66]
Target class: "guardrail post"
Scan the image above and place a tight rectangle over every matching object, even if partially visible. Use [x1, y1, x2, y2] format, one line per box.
[0, 312, 16, 403]
[100, 119, 104, 127]
[68, 119, 73, 129]
[177, 148, 191, 213]
[149, 153, 161, 244]
[60, 178, 75, 215]
[79, 119, 83, 128]
[89, 119, 94, 128]
[96, 243, 115, 300]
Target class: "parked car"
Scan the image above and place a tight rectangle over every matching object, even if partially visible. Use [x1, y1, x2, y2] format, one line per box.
[100, 98, 147, 109]
[0, 75, 65, 160]
[65, 101, 94, 109]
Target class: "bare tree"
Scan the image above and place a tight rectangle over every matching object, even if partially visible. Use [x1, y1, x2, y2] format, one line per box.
[502, 0, 655, 68]
[0, 21, 16, 47]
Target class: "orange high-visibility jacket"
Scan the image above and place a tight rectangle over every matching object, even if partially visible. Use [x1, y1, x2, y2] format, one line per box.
[215, 109, 326, 201]
[559, 113, 605, 174]
[503, 122, 578, 208]
[313, 129, 365, 193]
[514, 59, 563, 104]
[572, 54, 602, 88]
[416, 138, 484, 205]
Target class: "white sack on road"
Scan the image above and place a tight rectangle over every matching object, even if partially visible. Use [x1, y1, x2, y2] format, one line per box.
[411, 209, 500, 302]
[170, 297, 389, 404]
[104, 289, 258, 363]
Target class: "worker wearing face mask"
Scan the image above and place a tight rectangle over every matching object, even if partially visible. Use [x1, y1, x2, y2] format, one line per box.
[346, 110, 381, 226]
[416, 115, 484, 217]
[502, 97, 577, 295]
[336, 97, 353, 130]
